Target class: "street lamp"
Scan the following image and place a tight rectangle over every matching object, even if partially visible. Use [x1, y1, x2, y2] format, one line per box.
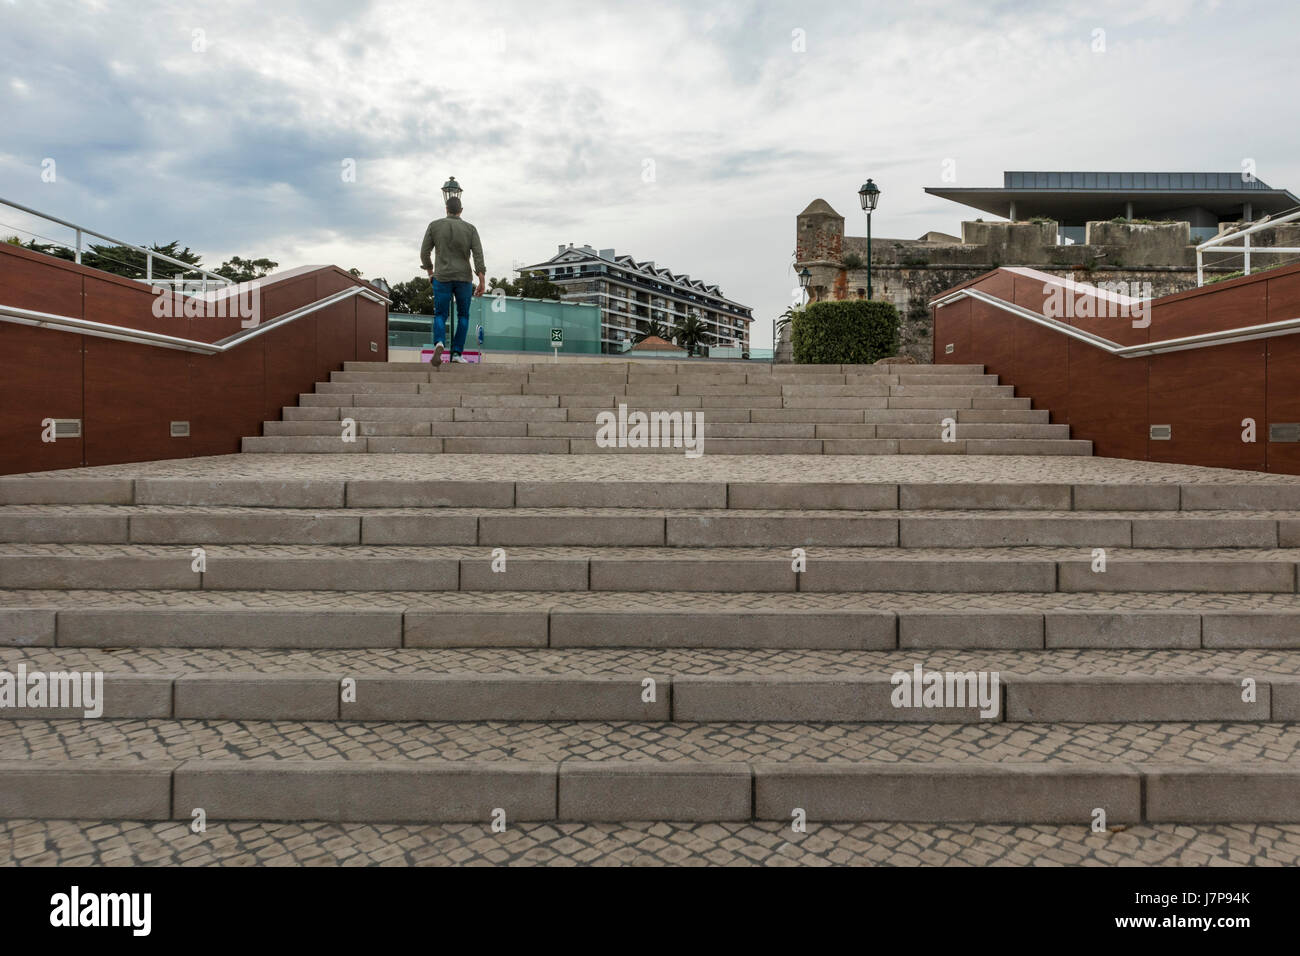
[858, 178, 880, 299]
[798, 267, 812, 305]
[441, 176, 463, 204]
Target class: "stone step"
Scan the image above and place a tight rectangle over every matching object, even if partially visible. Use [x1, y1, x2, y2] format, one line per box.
[335, 406, 1050, 423]
[0, 543, 1296, 593]
[11, 471, 1300, 511]
[240, 435, 1092, 456]
[2, 721, 1296, 822]
[5, 504, 1292, 547]
[5, 590, 1300, 648]
[339, 361, 989, 374]
[267, 418, 1064, 439]
[309, 384, 1018, 400]
[0, 661, 1288, 722]
[316, 380, 1019, 398]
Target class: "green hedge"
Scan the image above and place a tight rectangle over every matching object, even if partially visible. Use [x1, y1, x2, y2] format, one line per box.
[791, 299, 900, 365]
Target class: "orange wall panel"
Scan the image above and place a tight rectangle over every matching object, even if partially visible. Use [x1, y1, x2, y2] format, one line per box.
[356, 297, 387, 362]
[313, 300, 356, 385]
[1066, 343, 1149, 461]
[933, 298, 971, 364]
[0, 323, 85, 473]
[83, 338, 193, 466]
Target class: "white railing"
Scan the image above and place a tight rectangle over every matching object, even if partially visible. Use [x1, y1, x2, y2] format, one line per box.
[0, 195, 231, 287]
[0, 285, 390, 355]
[930, 286, 1300, 358]
[1196, 208, 1300, 286]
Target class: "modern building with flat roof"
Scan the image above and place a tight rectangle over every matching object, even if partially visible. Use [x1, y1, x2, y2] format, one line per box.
[926, 171, 1299, 244]
[517, 244, 754, 354]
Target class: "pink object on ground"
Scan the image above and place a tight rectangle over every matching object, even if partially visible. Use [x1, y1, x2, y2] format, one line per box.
[420, 349, 482, 364]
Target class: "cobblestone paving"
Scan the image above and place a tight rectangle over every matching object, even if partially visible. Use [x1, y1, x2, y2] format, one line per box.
[5, 542, 1300, 560]
[4, 718, 1298, 764]
[3, 817, 1297, 866]
[5, 587, 1300, 610]
[14, 454, 1300, 484]
[5, 505, 1297, 519]
[5, 645, 1300, 677]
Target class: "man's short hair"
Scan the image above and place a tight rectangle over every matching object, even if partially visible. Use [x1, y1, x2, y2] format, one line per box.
[446, 197, 463, 215]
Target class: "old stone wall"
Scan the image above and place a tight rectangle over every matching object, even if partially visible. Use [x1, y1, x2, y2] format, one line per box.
[790, 202, 1298, 364]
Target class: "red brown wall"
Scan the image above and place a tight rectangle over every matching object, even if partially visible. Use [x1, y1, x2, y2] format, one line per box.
[0, 243, 388, 475]
[934, 264, 1300, 474]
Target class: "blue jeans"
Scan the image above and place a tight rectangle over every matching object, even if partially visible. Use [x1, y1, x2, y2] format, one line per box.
[431, 279, 472, 356]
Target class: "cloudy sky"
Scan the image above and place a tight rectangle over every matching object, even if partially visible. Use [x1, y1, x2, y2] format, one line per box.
[2, 0, 1297, 346]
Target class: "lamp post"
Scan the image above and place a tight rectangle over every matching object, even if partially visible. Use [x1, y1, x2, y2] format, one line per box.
[441, 176, 463, 204]
[858, 178, 880, 299]
[798, 267, 812, 305]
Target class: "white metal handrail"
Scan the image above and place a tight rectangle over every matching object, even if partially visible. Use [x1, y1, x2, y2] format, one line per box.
[930, 287, 1300, 358]
[0, 285, 390, 355]
[1196, 208, 1300, 286]
[0, 195, 232, 285]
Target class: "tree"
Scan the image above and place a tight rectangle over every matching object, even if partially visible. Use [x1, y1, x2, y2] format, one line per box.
[214, 256, 278, 282]
[17, 239, 75, 262]
[672, 311, 711, 357]
[775, 305, 800, 345]
[5, 237, 204, 278]
[80, 241, 203, 280]
[486, 270, 563, 301]
[633, 319, 671, 344]
[215, 256, 279, 282]
[387, 275, 437, 314]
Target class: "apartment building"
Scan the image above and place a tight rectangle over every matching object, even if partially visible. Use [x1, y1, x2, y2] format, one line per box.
[517, 244, 754, 354]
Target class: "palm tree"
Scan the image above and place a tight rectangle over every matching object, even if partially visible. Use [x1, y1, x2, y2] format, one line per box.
[673, 312, 710, 357]
[633, 319, 671, 344]
[774, 306, 799, 345]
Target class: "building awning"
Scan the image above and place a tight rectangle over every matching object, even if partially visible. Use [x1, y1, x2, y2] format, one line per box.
[925, 172, 1298, 223]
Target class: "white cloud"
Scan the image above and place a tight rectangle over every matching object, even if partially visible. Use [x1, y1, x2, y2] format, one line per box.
[0, 0, 1296, 347]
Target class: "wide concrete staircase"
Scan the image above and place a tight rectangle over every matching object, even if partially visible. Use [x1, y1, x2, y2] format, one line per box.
[1, 360, 1299, 830]
[243, 361, 1092, 456]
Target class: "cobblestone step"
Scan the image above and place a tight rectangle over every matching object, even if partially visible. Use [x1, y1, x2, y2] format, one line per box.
[0, 668, 1288, 722]
[5, 590, 1300, 648]
[7, 642, 1297, 676]
[312, 383, 1019, 400]
[7, 817, 1294, 866]
[7, 470, 1300, 510]
[1, 504, 1295, 547]
[263, 421, 1072, 440]
[240, 435, 1093, 456]
[1, 543, 1295, 593]
[283, 405, 1054, 425]
[3, 720, 1298, 822]
[336, 361, 992, 378]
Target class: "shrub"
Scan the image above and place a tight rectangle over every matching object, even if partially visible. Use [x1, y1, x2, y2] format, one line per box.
[791, 299, 900, 365]
[842, 252, 864, 269]
[1205, 270, 1245, 285]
